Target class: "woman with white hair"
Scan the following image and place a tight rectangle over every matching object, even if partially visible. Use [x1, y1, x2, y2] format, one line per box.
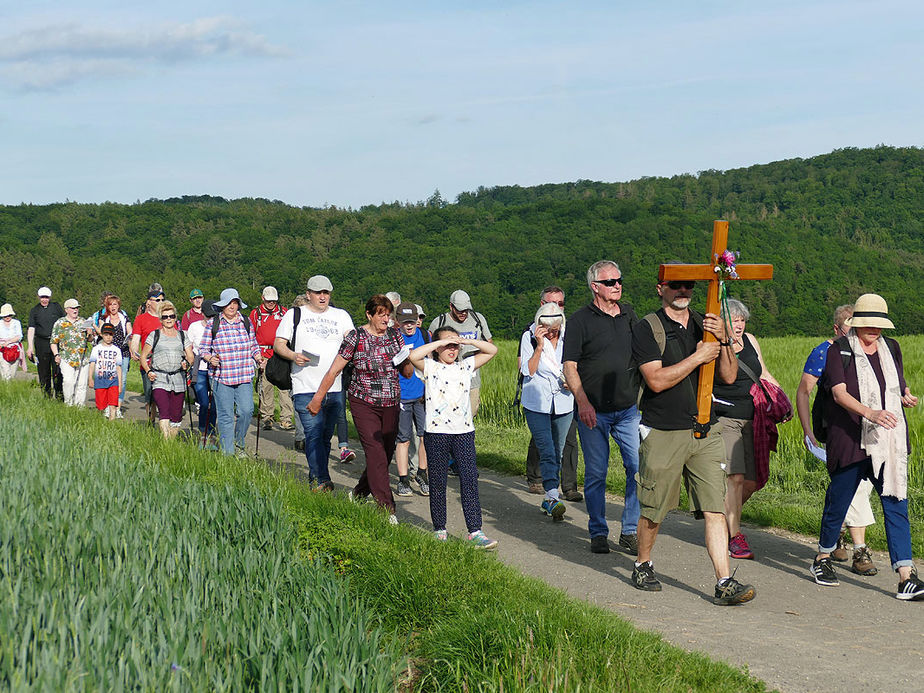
[714, 298, 782, 560]
[520, 302, 573, 521]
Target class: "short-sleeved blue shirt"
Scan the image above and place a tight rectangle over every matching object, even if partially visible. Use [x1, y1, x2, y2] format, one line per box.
[802, 340, 832, 377]
[398, 327, 426, 400]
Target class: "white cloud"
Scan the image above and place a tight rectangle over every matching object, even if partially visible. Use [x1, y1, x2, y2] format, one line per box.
[0, 16, 287, 90]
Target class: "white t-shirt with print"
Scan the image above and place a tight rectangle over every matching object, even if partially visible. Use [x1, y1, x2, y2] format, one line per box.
[422, 358, 475, 434]
[275, 306, 354, 395]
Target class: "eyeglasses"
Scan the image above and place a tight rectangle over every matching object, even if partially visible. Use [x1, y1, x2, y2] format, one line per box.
[665, 281, 696, 290]
[543, 300, 565, 307]
[160, 314, 176, 320]
[593, 278, 622, 287]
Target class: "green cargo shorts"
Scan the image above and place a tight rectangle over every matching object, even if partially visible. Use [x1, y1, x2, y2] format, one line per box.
[636, 427, 727, 524]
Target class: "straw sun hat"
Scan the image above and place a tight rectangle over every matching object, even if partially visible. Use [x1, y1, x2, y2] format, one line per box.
[845, 293, 894, 330]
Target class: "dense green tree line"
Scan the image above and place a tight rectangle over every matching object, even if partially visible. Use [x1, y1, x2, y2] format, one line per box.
[0, 145, 921, 336]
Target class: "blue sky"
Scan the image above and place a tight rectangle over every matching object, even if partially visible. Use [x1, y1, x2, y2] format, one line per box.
[1, 1, 921, 208]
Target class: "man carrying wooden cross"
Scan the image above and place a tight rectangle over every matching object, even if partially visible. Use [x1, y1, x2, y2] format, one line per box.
[630, 270, 757, 605]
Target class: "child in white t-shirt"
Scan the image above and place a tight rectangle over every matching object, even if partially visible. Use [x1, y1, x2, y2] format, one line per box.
[409, 326, 498, 548]
[88, 325, 124, 420]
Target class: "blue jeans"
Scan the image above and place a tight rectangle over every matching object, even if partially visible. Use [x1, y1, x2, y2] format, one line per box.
[819, 458, 913, 570]
[293, 391, 344, 484]
[577, 405, 641, 538]
[212, 381, 254, 454]
[119, 355, 130, 404]
[523, 408, 574, 494]
[193, 372, 217, 436]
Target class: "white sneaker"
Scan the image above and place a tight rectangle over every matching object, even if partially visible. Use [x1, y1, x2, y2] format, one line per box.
[388, 514, 399, 526]
[115, 409, 124, 419]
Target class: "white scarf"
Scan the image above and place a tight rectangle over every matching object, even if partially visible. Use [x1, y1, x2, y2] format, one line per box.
[848, 329, 907, 500]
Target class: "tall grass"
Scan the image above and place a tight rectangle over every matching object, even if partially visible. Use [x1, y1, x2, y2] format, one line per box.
[477, 336, 924, 552]
[0, 384, 400, 690]
[0, 381, 765, 692]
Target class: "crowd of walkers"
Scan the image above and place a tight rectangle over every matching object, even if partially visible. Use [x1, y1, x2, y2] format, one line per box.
[3, 267, 922, 603]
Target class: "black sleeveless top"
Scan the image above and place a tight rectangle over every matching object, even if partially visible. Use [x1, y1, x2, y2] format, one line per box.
[713, 334, 761, 420]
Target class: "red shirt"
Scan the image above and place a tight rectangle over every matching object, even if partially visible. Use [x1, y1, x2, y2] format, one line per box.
[181, 307, 204, 331]
[134, 312, 162, 354]
[249, 303, 287, 359]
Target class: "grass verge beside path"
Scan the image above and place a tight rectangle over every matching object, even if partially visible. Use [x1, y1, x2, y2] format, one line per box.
[0, 381, 765, 692]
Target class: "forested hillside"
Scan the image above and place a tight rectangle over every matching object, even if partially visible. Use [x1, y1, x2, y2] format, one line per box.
[1, 145, 921, 336]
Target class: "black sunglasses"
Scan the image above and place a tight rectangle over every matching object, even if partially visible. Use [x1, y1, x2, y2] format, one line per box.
[160, 314, 177, 320]
[593, 278, 623, 287]
[665, 281, 696, 290]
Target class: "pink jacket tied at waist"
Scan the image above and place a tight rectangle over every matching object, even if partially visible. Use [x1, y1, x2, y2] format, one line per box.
[749, 380, 793, 491]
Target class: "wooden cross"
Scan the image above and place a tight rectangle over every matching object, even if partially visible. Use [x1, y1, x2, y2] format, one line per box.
[658, 220, 773, 438]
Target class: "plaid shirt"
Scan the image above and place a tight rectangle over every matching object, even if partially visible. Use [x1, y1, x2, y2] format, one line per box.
[200, 315, 260, 386]
[340, 327, 405, 406]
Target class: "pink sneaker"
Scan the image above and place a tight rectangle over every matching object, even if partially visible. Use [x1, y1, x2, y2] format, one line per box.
[339, 447, 356, 463]
[728, 532, 754, 560]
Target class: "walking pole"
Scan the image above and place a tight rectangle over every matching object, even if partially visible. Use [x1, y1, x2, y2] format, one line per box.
[185, 367, 195, 437]
[255, 368, 263, 458]
[201, 374, 214, 449]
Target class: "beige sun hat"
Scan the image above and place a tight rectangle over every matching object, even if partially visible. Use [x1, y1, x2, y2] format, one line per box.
[845, 293, 894, 329]
[0, 303, 14, 318]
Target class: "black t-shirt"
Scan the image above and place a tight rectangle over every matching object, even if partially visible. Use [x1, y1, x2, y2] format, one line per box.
[28, 302, 65, 340]
[633, 308, 710, 430]
[562, 301, 638, 412]
[713, 334, 761, 420]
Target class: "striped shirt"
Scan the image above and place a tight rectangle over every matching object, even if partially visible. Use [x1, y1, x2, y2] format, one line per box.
[200, 315, 260, 386]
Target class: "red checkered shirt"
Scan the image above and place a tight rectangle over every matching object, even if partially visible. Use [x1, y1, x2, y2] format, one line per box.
[200, 315, 260, 386]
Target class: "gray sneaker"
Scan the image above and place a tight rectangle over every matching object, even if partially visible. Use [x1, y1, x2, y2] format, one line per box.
[396, 480, 413, 497]
[415, 475, 430, 496]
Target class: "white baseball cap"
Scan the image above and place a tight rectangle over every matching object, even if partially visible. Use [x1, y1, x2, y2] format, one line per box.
[262, 286, 279, 301]
[37, 286, 52, 297]
[449, 290, 472, 311]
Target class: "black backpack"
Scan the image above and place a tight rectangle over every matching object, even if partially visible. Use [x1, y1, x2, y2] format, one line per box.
[811, 335, 899, 443]
[265, 308, 300, 390]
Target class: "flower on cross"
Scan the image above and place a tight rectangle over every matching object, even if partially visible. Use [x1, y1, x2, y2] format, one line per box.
[714, 249, 740, 280]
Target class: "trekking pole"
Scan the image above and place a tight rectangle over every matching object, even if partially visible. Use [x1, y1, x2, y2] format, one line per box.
[202, 375, 214, 449]
[255, 368, 263, 458]
[185, 366, 195, 436]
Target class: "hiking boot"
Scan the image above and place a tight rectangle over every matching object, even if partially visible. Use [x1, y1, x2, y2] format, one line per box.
[278, 420, 294, 431]
[262, 420, 273, 431]
[434, 529, 448, 541]
[831, 531, 850, 562]
[527, 482, 544, 494]
[811, 557, 839, 586]
[896, 572, 924, 601]
[396, 480, 412, 497]
[467, 530, 497, 549]
[294, 439, 305, 452]
[313, 481, 334, 493]
[590, 535, 610, 554]
[714, 577, 756, 605]
[728, 532, 755, 560]
[561, 488, 583, 502]
[415, 475, 430, 496]
[541, 498, 566, 522]
[618, 533, 639, 555]
[631, 561, 662, 591]
[339, 447, 356, 463]
[851, 546, 878, 576]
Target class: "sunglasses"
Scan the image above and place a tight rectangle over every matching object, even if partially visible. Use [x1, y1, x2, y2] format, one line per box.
[665, 281, 696, 290]
[160, 314, 177, 320]
[593, 278, 622, 287]
[152, 297, 164, 302]
[543, 300, 565, 307]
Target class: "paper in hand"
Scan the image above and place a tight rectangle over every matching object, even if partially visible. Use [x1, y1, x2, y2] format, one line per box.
[392, 345, 411, 366]
[300, 351, 321, 367]
[805, 435, 827, 462]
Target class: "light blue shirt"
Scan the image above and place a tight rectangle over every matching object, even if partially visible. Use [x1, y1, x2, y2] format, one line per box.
[519, 324, 573, 415]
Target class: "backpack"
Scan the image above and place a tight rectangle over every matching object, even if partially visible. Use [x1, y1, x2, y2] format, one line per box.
[436, 310, 485, 336]
[811, 335, 899, 443]
[265, 308, 300, 390]
[211, 314, 251, 340]
[149, 329, 188, 376]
